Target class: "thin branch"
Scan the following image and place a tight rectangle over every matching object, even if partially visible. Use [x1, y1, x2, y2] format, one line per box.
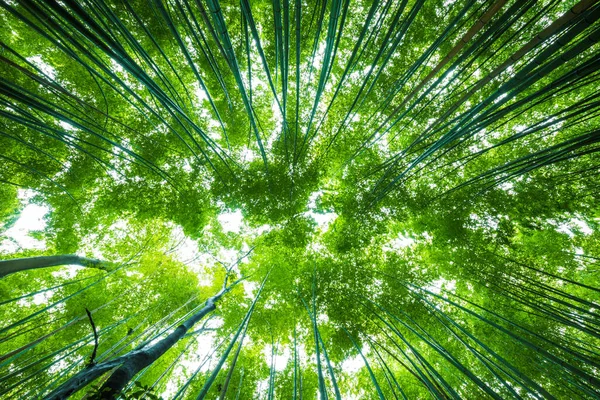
[85, 308, 99, 368]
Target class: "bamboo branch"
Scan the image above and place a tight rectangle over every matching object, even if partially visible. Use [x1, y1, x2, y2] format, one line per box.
[85, 308, 99, 368]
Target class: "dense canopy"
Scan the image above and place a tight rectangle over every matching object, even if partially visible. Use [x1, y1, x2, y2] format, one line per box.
[1, 0, 600, 398]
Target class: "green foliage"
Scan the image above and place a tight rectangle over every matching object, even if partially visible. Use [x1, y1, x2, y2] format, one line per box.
[1, 0, 600, 399]
[88, 381, 163, 400]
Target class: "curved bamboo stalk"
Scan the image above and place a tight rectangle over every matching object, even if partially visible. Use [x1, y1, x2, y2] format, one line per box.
[0, 255, 107, 278]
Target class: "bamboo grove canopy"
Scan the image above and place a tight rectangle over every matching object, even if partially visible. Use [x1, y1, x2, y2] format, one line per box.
[0, 0, 600, 398]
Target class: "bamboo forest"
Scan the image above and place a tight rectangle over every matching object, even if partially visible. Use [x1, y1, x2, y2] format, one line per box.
[1, 0, 600, 398]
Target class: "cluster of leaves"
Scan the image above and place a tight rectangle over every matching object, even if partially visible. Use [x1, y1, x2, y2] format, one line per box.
[88, 381, 163, 400]
[0, 0, 599, 399]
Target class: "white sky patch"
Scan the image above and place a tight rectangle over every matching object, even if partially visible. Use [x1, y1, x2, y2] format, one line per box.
[271, 99, 282, 130]
[218, 209, 244, 233]
[106, 168, 127, 185]
[556, 224, 576, 237]
[384, 233, 415, 251]
[192, 82, 222, 134]
[307, 191, 321, 209]
[170, 226, 203, 271]
[263, 344, 290, 372]
[308, 240, 327, 254]
[571, 219, 593, 235]
[426, 278, 456, 295]
[317, 313, 329, 324]
[167, 330, 219, 398]
[181, 321, 222, 370]
[255, 224, 272, 235]
[110, 58, 126, 74]
[207, 126, 222, 142]
[181, 159, 193, 173]
[47, 359, 69, 374]
[499, 181, 515, 194]
[265, 130, 279, 151]
[239, 147, 257, 163]
[0, 203, 48, 252]
[105, 220, 129, 240]
[469, 213, 502, 231]
[59, 120, 77, 131]
[553, 218, 594, 237]
[255, 378, 270, 399]
[168, 224, 255, 287]
[514, 125, 527, 133]
[375, 135, 390, 156]
[263, 296, 278, 310]
[305, 191, 337, 230]
[242, 280, 258, 300]
[18, 290, 54, 307]
[217, 248, 242, 268]
[27, 55, 57, 79]
[313, 42, 327, 69]
[494, 93, 508, 104]
[249, 68, 267, 91]
[341, 347, 368, 374]
[308, 211, 337, 229]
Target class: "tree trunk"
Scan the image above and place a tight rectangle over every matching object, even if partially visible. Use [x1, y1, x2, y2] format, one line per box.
[0, 255, 106, 278]
[45, 288, 230, 400]
[97, 299, 218, 399]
